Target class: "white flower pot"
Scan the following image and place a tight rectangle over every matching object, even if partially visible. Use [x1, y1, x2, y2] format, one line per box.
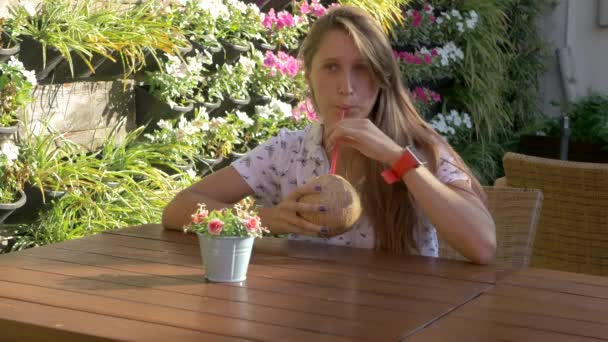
[196, 233, 254, 282]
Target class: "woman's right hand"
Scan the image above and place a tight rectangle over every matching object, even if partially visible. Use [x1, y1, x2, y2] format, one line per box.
[258, 183, 328, 237]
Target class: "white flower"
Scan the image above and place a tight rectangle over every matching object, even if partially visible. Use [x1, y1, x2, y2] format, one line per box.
[177, 116, 198, 136]
[8, 56, 24, 70]
[466, 11, 479, 29]
[270, 99, 292, 118]
[255, 104, 272, 119]
[186, 167, 196, 179]
[157, 119, 173, 131]
[424, 4, 434, 14]
[236, 110, 254, 127]
[239, 56, 256, 74]
[456, 22, 464, 33]
[0, 140, 19, 163]
[21, 69, 37, 86]
[210, 117, 227, 128]
[436, 17, 444, 25]
[450, 9, 462, 19]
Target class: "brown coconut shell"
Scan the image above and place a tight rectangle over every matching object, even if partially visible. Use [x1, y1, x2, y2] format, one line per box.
[297, 174, 363, 237]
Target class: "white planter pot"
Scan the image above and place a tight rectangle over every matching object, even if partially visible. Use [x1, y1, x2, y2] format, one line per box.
[196, 233, 254, 282]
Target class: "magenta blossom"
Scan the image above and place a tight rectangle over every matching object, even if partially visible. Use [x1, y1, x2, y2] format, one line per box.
[412, 87, 441, 104]
[292, 98, 318, 121]
[276, 11, 295, 29]
[261, 8, 277, 29]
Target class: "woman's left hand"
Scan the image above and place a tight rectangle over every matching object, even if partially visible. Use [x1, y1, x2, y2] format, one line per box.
[325, 118, 403, 165]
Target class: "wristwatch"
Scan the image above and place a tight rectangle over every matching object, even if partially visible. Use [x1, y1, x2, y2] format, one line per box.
[381, 145, 426, 184]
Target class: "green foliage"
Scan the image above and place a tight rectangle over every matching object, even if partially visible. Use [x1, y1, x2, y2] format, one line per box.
[0, 58, 36, 127]
[564, 94, 608, 145]
[339, 0, 410, 33]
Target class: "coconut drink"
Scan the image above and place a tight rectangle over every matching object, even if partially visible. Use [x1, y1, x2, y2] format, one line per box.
[297, 174, 362, 237]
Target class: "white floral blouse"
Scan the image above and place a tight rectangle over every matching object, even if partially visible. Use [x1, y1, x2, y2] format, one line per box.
[231, 122, 470, 257]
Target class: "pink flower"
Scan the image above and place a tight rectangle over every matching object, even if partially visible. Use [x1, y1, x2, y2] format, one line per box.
[430, 49, 438, 57]
[292, 98, 317, 121]
[310, 0, 326, 17]
[411, 10, 422, 27]
[423, 54, 432, 64]
[245, 216, 261, 232]
[207, 219, 224, 235]
[300, 1, 310, 15]
[276, 11, 295, 29]
[264, 51, 277, 68]
[261, 9, 276, 29]
[429, 15, 436, 24]
[191, 210, 208, 224]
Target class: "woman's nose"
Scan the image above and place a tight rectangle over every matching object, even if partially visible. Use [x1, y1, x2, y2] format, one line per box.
[338, 71, 354, 96]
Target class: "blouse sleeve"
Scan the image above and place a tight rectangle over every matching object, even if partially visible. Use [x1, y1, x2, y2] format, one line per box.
[436, 147, 471, 185]
[231, 129, 295, 207]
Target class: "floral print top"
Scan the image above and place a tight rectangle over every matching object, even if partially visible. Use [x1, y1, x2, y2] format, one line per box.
[231, 122, 470, 257]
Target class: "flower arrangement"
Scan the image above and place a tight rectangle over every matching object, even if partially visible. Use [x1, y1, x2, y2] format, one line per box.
[0, 57, 36, 127]
[145, 51, 209, 108]
[393, 4, 479, 49]
[410, 86, 441, 118]
[207, 55, 254, 101]
[184, 201, 268, 238]
[215, 0, 265, 46]
[394, 42, 463, 84]
[260, 8, 306, 50]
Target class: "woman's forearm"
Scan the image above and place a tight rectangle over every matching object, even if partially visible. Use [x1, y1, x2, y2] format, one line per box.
[403, 166, 496, 264]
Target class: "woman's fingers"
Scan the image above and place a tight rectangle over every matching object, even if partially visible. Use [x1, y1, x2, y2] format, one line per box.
[280, 201, 326, 214]
[279, 211, 325, 236]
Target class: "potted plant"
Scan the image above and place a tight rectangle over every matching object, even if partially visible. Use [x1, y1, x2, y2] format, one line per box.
[260, 8, 306, 52]
[207, 56, 254, 115]
[215, 1, 264, 64]
[137, 52, 208, 127]
[183, 200, 268, 282]
[0, 141, 27, 224]
[0, 56, 36, 137]
[0, 17, 20, 63]
[518, 94, 608, 163]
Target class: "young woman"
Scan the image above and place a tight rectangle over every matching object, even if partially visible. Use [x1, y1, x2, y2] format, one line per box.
[163, 6, 496, 264]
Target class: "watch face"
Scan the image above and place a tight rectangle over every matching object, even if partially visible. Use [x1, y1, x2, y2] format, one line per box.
[406, 145, 426, 165]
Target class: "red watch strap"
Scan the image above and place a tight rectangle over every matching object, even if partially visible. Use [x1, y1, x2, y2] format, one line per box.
[381, 148, 420, 184]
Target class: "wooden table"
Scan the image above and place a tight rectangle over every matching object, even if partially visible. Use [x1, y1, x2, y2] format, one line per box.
[0, 224, 603, 341]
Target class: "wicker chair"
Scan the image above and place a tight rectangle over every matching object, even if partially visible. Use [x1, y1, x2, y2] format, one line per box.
[502, 152, 608, 276]
[439, 186, 544, 269]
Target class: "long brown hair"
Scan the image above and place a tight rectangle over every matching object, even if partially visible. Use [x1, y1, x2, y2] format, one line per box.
[299, 6, 486, 254]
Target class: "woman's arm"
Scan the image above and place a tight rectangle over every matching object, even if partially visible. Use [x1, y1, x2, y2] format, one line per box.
[401, 165, 496, 264]
[326, 119, 496, 264]
[162, 166, 254, 230]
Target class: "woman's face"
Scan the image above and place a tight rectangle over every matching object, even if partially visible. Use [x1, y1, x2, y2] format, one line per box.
[307, 29, 380, 130]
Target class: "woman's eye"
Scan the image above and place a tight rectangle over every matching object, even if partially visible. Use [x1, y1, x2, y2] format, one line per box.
[324, 64, 338, 72]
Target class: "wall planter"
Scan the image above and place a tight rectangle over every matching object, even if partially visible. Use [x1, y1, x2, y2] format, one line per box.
[0, 125, 18, 140]
[143, 44, 193, 73]
[19, 36, 65, 82]
[0, 190, 27, 225]
[51, 52, 108, 81]
[135, 85, 194, 129]
[216, 94, 251, 116]
[200, 98, 222, 117]
[281, 92, 299, 106]
[241, 94, 271, 113]
[196, 155, 225, 176]
[519, 135, 608, 163]
[0, 32, 20, 64]
[254, 41, 276, 53]
[220, 39, 250, 65]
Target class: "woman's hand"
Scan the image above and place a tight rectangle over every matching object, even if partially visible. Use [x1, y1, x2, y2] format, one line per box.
[258, 182, 328, 237]
[325, 118, 403, 165]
